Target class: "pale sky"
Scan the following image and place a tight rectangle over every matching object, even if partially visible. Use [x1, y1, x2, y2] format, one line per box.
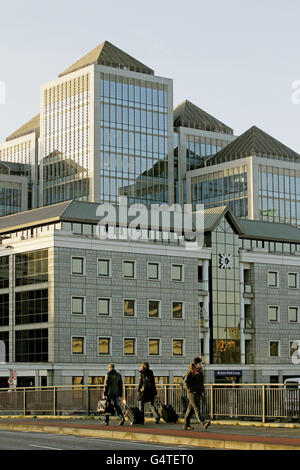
[0, 0, 300, 151]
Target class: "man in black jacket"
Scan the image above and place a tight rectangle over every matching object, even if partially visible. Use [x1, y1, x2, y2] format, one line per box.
[137, 362, 160, 423]
[183, 357, 210, 430]
[103, 363, 125, 426]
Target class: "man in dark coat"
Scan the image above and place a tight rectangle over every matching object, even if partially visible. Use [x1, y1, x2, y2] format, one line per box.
[183, 357, 210, 430]
[103, 363, 125, 426]
[137, 362, 160, 423]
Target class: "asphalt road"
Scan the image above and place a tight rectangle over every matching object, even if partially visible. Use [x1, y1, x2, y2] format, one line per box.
[0, 430, 213, 451]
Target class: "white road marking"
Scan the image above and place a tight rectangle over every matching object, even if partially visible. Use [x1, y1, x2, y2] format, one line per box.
[28, 444, 62, 450]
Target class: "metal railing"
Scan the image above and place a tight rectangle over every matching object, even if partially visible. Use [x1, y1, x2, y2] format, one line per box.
[0, 384, 299, 423]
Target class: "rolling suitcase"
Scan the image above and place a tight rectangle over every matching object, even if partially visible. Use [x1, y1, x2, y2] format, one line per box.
[124, 405, 144, 425]
[159, 404, 178, 423]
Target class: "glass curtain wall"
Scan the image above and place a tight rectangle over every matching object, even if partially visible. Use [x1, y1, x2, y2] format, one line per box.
[42, 74, 90, 205]
[258, 165, 300, 226]
[186, 135, 228, 171]
[100, 74, 169, 205]
[191, 166, 248, 217]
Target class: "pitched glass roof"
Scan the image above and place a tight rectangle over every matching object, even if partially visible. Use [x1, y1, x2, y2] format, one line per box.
[173, 100, 233, 135]
[207, 125, 300, 165]
[59, 40, 154, 78]
[6, 114, 40, 142]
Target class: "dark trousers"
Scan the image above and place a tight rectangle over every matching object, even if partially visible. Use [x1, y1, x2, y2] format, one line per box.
[139, 399, 160, 420]
[184, 392, 205, 426]
[105, 395, 124, 423]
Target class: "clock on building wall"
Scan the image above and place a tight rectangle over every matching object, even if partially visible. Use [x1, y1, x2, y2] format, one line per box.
[218, 253, 232, 269]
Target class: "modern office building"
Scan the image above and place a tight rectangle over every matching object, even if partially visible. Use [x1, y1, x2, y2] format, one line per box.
[173, 100, 236, 205]
[0, 201, 300, 386]
[0, 114, 40, 210]
[187, 125, 300, 225]
[39, 40, 174, 207]
[0, 162, 30, 216]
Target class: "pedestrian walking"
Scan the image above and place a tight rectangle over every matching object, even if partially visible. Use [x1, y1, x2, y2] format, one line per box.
[102, 363, 125, 426]
[137, 362, 160, 423]
[183, 357, 211, 430]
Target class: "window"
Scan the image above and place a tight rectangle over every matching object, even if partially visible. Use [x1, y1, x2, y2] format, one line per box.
[173, 339, 184, 356]
[172, 264, 183, 282]
[149, 338, 160, 355]
[98, 337, 111, 355]
[16, 290, 48, 325]
[98, 259, 110, 277]
[123, 261, 135, 279]
[269, 341, 280, 357]
[124, 299, 135, 317]
[148, 300, 160, 318]
[148, 262, 160, 280]
[89, 376, 105, 385]
[288, 273, 298, 289]
[288, 307, 298, 323]
[268, 306, 279, 322]
[72, 336, 85, 355]
[0, 294, 9, 326]
[72, 257, 85, 275]
[15, 329, 48, 362]
[268, 271, 278, 287]
[72, 296, 85, 315]
[98, 298, 111, 316]
[124, 338, 136, 355]
[172, 301, 184, 319]
[15, 250, 48, 286]
[290, 340, 300, 359]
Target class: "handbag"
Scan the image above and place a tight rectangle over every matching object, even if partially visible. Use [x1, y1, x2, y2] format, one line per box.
[97, 398, 114, 414]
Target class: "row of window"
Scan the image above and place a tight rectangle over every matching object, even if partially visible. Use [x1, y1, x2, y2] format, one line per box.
[268, 306, 300, 323]
[72, 296, 185, 319]
[72, 336, 185, 357]
[268, 271, 299, 289]
[270, 340, 300, 358]
[72, 257, 185, 282]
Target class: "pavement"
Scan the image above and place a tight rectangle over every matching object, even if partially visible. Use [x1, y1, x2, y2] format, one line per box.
[0, 416, 300, 450]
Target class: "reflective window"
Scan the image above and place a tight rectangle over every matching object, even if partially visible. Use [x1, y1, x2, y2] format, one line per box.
[172, 301, 184, 319]
[172, 264, 183, 282]
[148, 262, 159, 280]
[148, 300, 160, 318]
[268, 306, 279, 322]
[268, 271, 278, 287]
[16, 329, 48, 362]
[288, 307, 298, 322]
[98, 337, 111, 355]
[16, 290, 48, 325]
[173, 339, 184, 356]
[269, 341, 279, 357]
[98, 259, 110, 277]
[123, 261, 135, 279]
[149, 338, 160, 355]
[72, 297, 85, 315]
[124, 338, 136, 355]
[288, 273, 298, 289]
[72, 257, 84, 275]
[72, 337, 85, 355]
[124, 299, 135, 317]
[15, 250, 48, 286]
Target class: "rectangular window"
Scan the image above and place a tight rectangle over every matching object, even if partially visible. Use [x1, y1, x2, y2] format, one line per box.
[290, 340, 300, 358]
[148, 300, 160, 318]
[173, 301, 184, 319]
[124, 299, 135, 317]
[98, 259, 110, 277]
[15, 328, 48, 362]
[98, 337, 111, 355]
[15, 250, 48, 286]
[269, 341, 280, 357]
[268, 271, 278, 287]
[288, 307, 298, 323]
[72, 337, 85, 355]
[98, 298, 111, 316]
[288, 273, 298, 289]
[72, 257, 84, 275]
[72, 296, 85, 315]
[123, 261, 135, 279]
[0, 256, 9, 289]
[15, 290, 48, 325]
[268, 306, 279, 322]
[172, 264, 183, 282]
[0, 294, 9, 326]
[173, 339, 184, 356]
[149, 338, 160, 356]
[148, 262, 160, 280]
[124, 338, 136, 355]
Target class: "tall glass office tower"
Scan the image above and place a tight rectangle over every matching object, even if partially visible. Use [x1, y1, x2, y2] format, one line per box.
[40, 41, 173, 207]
